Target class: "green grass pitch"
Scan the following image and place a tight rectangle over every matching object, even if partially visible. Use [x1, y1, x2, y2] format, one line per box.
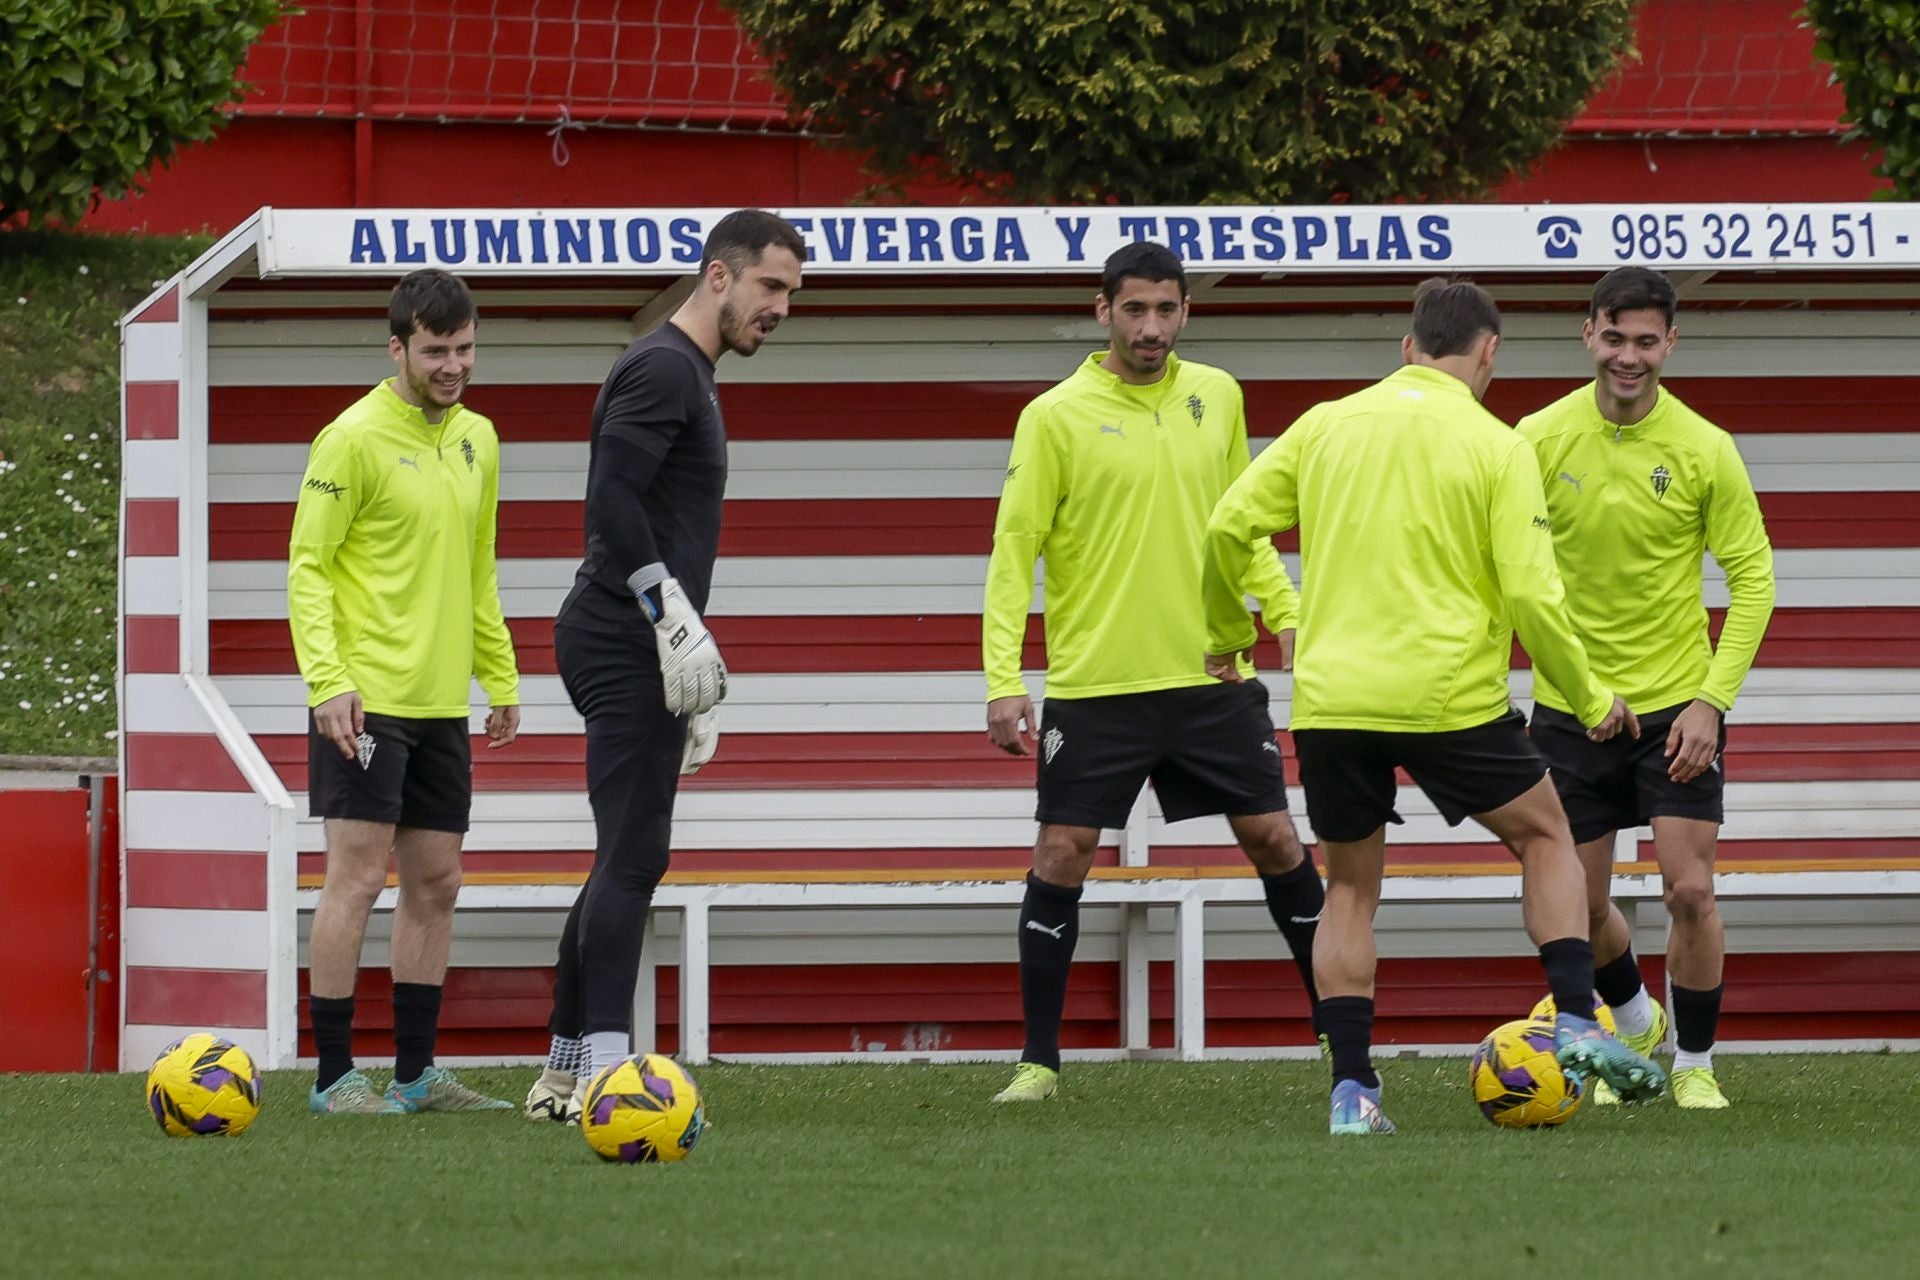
[7, 1057, 1917, 1278]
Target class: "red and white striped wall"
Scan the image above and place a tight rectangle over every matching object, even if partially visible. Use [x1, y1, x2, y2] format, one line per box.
[118, 215, 301, 1070]
[191, 310, 1920, 863]
[119, 229, 1920, 1061]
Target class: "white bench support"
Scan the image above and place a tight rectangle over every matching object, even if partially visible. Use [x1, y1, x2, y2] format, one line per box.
[633, 928, 659, 1058]
[1175, 892, 1207, 1062]
[1120, 904, 1152, 1055]
[1119, 793, 1154, 1056]
[680, 894, 713, 1063]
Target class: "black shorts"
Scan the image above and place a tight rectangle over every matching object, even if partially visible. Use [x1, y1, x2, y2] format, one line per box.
[1035, 681, 1288, 830]
[1292, 709, 1546, 843]
[1530, 702, 1726, 844]
[307, 711, 472, 833]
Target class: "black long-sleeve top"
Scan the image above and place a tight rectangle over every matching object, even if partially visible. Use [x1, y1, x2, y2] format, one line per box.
[556, 321, 728, 637]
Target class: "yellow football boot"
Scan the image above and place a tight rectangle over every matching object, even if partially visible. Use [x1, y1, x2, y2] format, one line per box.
[1672, 1066, 1731, 1109]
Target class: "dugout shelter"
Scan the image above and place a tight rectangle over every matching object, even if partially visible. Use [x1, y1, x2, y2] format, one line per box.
[116, 203, 1920, 1070]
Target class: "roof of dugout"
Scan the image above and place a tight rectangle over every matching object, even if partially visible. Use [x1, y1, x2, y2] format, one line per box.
[150, 202, 1920, 297]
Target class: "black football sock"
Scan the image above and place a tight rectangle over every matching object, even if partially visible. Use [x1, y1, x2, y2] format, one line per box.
[1260, 854, 1325, 1022]
[310, 994, 355, 1093]
[391, 982, 443, 1085]
[1671, 982, 1724, 1055]
[1593, 946, 1645, 1009]
[1539, 937, 1597, 1028]
[1016, 872, 1083, 1072]
[1317, 995, 1379, 1089]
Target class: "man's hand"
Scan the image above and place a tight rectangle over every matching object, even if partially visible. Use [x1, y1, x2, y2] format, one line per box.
[313, 690, 364, 761]
[484, 704, 520, 750]
[1204, 649, 1247, 683]
[987, 695, 1037, 756]
[1586, 695, 1641, 744]
[1665, 699, 1722, 782]
[1275, 627, 1295, 673]
[650, 576, 727, 714]
[680, 709, 719, 776]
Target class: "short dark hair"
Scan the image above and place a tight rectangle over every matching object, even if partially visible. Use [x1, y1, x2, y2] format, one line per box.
[1101, 241, 1187, 300]
[389, 269, 474, 343]
[1590, 266, 1677, 328]
[1410, 277, 1500, 358]
[700, 208, 806, 274]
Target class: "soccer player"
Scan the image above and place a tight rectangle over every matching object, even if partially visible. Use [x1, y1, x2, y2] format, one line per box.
[981, 241, 1325, 1105]
[1517, 267, 1776, 1109]
[1202, 278, 1666, 1135]
[290, 269, 521, 1115]
[524, 210, 805, 1123]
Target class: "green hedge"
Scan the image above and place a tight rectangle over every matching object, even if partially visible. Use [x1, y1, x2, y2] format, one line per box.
[1805, 1, 1919, 198]
[0, 230, 210, 756]
[725, 0, 1636, 203]
[0, 0, 285, 225]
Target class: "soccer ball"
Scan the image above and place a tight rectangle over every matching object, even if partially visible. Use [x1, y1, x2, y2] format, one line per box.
[145, 1033, 262, 1137]
[580, 1053, 704, 1164]
[1529, 991, 1618, 1034]
[1470, 1017, 1583, 1129]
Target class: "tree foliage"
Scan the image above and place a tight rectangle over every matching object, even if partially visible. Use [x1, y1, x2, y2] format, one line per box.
[0, 0, 286, 225]
[1804, 0, 1920, 198]
[725, 0, 1637, 204]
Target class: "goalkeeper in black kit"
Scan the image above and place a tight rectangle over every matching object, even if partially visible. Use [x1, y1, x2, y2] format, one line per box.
[524, 210, 806, 1122]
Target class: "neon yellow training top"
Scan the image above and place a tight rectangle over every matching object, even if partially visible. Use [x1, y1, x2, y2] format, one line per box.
[983, 352, 1296, 702]
[1204, 363, 1613, 732]
[1517, 383, 1775, 715]
[288, 380, 520, 717]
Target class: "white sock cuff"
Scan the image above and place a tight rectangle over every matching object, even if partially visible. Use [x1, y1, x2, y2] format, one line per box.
[1613, 987, 1656, 1038]
[585, 1030, 631, 1078]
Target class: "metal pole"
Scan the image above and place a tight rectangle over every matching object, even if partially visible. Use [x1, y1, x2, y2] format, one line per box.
[84, 773, 104, 1073]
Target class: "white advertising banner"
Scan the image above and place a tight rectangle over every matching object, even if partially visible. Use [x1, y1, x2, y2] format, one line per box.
[259, 204, 1920, 277]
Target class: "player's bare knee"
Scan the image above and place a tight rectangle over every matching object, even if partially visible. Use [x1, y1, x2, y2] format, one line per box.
[1238, 822, 1304, 876]
[322, 861, 390, 912]
[1663, 876, 1715, 925]
[1322, 876, 1383, 918]
[1228, 809, 1305, 882]
[1506, 832, 1565, 871]
[401, 861, 463, 914]
[1033, 827, 1097, 887]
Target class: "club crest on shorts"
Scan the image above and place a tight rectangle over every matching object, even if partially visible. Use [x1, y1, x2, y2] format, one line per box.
[1042, 726, 1065, 765]
[355, 731, 377, 771]
[1650, 465, 1672, 500]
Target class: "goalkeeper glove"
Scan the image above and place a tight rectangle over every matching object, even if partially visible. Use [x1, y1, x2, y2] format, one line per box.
[642, 576, 727, 715]
[680, 709, 719, 776]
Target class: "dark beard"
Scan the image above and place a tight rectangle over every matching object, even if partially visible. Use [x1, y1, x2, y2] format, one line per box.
[718, 298, 759, 356]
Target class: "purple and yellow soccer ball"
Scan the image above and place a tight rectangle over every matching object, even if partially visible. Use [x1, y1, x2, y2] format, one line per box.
[580, 1053, 704, 1164]
[1470, 1017, 1583, 1129]
[145, 1033, 262, 1137]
